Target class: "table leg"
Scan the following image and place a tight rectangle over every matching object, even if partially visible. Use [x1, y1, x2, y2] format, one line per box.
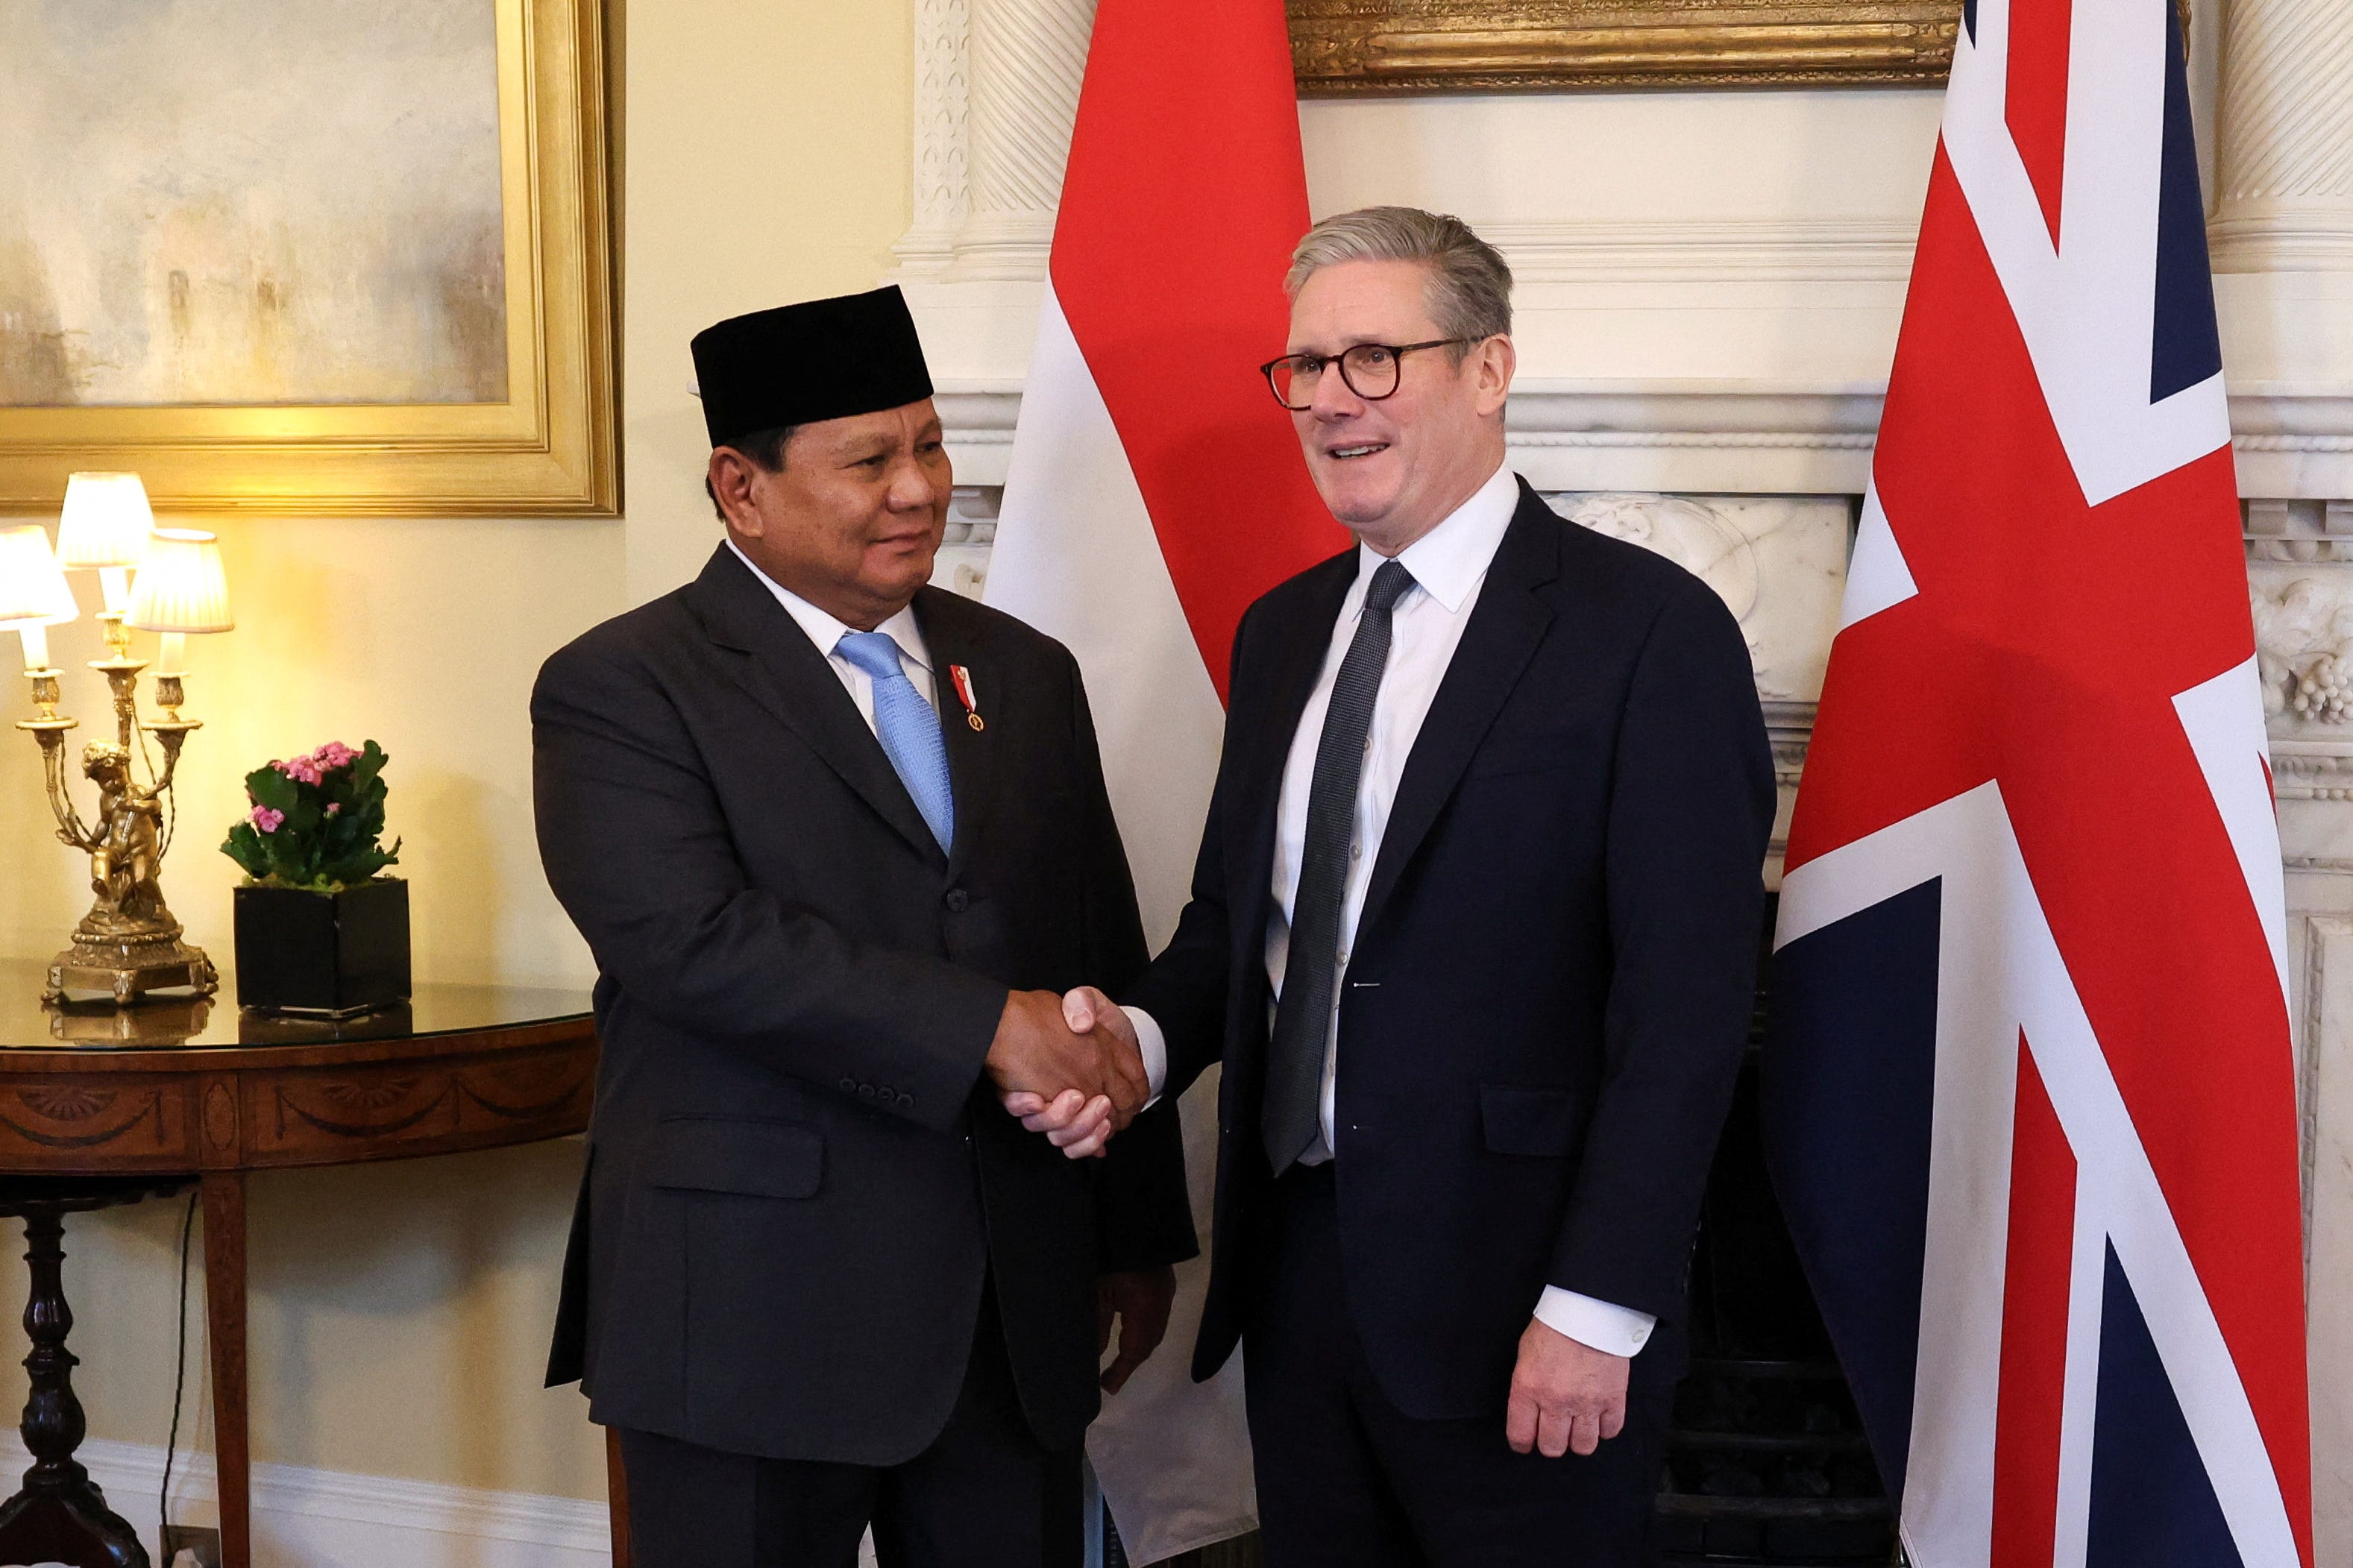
[605, 1426, 631, 1568]
[201, 1172, 249, 1568]
[0, 1203, 146, 1567]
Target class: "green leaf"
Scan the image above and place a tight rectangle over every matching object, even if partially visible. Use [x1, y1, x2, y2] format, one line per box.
[247, 766, 300, 813]
[221, 822, 271, 879]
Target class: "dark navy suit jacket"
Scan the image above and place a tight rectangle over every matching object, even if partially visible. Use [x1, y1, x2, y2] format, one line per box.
[1129, 479, 1774, 1421]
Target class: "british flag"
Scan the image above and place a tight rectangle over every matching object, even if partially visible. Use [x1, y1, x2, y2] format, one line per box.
[1761, 0, 2314, 1563]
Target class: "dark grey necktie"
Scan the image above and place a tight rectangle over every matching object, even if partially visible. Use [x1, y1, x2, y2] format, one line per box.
[1263, 558, 1418, 1174]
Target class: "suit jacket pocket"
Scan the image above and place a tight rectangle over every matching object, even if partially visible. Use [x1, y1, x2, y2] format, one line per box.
[1466, 734, 1577, 780]
[1480, 1083, 1584, 1158]
[646, 1116, 825, 1199]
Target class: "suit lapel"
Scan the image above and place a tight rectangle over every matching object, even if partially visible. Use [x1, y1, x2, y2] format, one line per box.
[688, 547, 946, 866]
[916, 588, 996, 880]
[1228, 554, 1360, 1003]
[1357, 485, 1562, 942]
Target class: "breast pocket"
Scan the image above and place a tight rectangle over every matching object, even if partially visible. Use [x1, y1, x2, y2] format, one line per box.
[1466, 729, 1581, 781]
[645, 1116, 825, 1199]
[1480, 1083, 1586, 1159]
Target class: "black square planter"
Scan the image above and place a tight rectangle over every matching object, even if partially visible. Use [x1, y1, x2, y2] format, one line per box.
[233, 879, 412, 1017]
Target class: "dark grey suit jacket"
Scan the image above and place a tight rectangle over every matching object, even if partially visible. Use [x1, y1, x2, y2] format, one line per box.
[533, 545, 1195, 1464]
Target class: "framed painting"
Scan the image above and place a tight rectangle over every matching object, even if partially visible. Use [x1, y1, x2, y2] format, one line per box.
[1288, 0, 1965, 91]
[0, 0, 616, 516]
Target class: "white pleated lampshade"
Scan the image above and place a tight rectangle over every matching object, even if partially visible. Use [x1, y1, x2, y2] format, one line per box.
[57, 472, 156, 570]
[0, 524, 81, 628]
[127, 529, 234, 634]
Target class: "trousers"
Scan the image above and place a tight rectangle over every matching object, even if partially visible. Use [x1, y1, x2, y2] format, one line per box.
[617, 1292, 1082, 1568]
[1243, 1163, 1671, 1568]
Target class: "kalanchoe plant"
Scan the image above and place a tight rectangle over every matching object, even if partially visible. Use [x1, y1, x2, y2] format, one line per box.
[220, 740, 403, 892]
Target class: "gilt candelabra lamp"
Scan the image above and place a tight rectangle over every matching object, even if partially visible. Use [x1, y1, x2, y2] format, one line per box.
[3, 473, 235, 1005]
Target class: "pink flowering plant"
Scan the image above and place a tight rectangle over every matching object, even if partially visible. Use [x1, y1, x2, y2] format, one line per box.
[221, 740, 402, 891]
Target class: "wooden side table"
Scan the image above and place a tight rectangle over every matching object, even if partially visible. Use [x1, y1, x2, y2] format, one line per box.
[0, 960, 599, 1568]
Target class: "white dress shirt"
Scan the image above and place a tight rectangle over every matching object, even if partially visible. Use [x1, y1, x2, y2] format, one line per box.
[726, 539, 939, 725]
[1125, 467, 1656, 1358]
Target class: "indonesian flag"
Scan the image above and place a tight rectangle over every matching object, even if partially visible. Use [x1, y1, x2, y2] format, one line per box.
[981, 0, 1342, 1557]
[1763, 1, 2313, 1565]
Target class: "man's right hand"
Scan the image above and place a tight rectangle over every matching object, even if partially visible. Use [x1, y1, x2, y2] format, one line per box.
[1001, 988, 1141, 1159]
[984, 989, 1149, 1147]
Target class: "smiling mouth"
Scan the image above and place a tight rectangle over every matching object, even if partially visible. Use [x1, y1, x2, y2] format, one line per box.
[1326, 443, 1389, 461]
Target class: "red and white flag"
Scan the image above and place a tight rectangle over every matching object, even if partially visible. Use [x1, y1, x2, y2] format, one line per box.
[981, 0, 1341, 1556]
[1765, 0, 2312, 1564]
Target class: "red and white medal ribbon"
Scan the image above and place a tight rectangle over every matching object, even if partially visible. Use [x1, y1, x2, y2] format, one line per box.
[949, 665, 983, 731]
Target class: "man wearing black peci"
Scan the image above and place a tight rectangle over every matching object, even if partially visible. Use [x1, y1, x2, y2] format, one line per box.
[533, 286, 1193, 1568]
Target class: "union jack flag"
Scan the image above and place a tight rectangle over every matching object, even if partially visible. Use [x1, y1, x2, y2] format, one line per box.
[1762, 0, 2313, 1563]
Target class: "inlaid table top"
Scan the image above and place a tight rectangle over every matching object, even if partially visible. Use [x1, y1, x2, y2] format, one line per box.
[0, 956, 596, 1177]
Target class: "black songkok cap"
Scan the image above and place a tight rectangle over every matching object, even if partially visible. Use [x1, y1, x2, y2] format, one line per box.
[690, 286, 935, 449]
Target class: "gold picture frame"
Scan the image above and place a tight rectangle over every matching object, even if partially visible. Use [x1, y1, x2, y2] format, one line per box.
[1288, 0, 1964, 91]
[0, 0, 617, 517]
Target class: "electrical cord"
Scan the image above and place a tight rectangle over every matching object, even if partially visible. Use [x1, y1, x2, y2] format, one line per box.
[159, 1188, 197, 1563]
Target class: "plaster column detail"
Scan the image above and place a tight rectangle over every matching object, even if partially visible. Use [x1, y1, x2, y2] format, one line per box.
[896, 0, 976, 276]
[2211, 0, 2353, 270]
[949, 0, 1093, 280]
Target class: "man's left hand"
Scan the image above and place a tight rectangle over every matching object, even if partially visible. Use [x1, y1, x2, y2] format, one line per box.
[1506, 1317, 1630, 1458]
[1097, 1267, 1176, 1394]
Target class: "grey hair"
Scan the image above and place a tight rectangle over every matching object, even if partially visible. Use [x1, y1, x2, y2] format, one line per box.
[1284, 207, 1513, 349]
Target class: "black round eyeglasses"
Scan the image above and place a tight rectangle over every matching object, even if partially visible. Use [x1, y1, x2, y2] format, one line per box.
[1258, 339, 1471, 411]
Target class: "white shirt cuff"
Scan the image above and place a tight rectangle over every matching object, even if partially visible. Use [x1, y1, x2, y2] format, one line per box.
[1122, 1006, 1167, 1106]
[1533, 1287, 1656, 1358]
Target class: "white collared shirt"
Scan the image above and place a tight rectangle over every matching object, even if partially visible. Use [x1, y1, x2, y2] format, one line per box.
[1128, 466, 1656, 1358]
[726, 538, 938, 728]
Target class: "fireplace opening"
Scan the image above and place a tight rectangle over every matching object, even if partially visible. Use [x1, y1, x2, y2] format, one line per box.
[1657, 898, 1899, 1564]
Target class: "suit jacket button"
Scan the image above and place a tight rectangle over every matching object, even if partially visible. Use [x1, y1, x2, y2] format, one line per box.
[839, 1077, 858, 1093]
[859, 1083, 877, 1098]
[944, 887, 970, 913]
[897, 1094, 916, 1110]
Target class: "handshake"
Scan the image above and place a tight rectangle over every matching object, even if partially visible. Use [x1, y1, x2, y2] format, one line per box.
[983, 986, 1146, 1159]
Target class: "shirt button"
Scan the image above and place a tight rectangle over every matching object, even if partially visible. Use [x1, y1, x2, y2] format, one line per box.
[1336, 949, 1349, 966]
[944, 887, 970, 913]
[1350, 842, 1362, 860]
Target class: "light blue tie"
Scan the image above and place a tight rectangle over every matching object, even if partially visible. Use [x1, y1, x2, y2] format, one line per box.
[835, 631, 955, 852]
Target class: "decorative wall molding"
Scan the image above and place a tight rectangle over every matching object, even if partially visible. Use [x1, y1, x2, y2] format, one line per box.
[1477, 218, 1918, 285]
[897, 0, 976, 275]
[2271, 746, 2353, 805]
[906, 215, 1925, 291]
[2286, 904, 2353, 1568]
[937, 380, 2353, 497]
[0, 1433, 611, 1568]
[2252, 573, 2353, 731]
[2208, 211, 2353, 273]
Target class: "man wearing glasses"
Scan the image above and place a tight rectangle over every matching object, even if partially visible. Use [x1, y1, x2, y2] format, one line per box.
[1017, 207, 1774, 1564]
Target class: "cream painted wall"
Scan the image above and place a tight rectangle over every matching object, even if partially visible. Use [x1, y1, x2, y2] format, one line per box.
[622, 0, 916, 605]
[0, 0, 914, 1507]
